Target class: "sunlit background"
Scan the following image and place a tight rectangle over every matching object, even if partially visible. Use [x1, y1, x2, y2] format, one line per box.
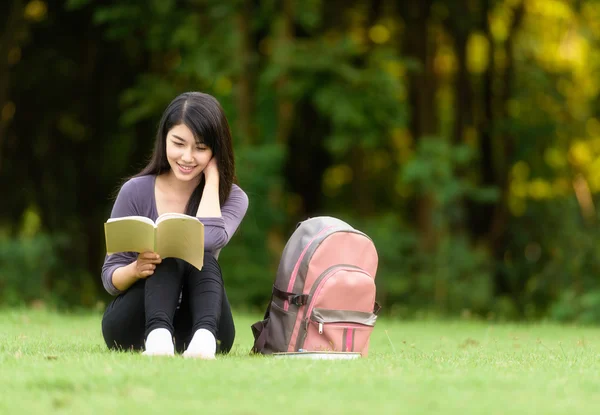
[2, 0, 600, 323]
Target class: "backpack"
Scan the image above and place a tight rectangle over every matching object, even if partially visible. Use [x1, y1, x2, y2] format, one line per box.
[251, 216, 381, 357]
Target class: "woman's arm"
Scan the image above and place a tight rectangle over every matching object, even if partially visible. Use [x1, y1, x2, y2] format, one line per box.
[101, 178, 160, 295]
[196, 158, 249, 251]
[111, 251, 162, 292]
[196, 164, 221, 218]
[111, 261, 140, 291]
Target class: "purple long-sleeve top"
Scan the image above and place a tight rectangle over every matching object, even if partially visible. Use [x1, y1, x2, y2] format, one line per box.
[101, 174, 249, 296]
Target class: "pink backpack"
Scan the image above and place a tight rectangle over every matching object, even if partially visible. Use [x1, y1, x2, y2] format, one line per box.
[251, 216, 380, 356]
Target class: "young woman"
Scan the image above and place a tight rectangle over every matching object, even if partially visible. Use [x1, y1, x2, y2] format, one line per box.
[101, 92, 249, 359]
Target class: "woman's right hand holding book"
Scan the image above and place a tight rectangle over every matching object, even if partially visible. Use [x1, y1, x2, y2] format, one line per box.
[135, 251, 162, 278]
[111, 251, 162, 292]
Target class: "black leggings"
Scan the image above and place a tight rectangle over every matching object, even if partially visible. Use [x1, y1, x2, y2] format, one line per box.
[101, 254, 235, 354]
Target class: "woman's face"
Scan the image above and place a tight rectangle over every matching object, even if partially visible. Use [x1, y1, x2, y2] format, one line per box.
[165, 124, 213, 183]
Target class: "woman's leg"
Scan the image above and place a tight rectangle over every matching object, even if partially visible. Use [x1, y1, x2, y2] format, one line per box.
[101, 257, 184, 354]
[101, 279, 146, 351]
[173, 279, 236, 354]
[217, 288, 235, 354]
[144, 258, 185, 336]
[173, 254, 236, 357]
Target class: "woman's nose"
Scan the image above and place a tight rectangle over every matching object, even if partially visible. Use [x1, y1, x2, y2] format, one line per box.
[182, 148, 193, 162]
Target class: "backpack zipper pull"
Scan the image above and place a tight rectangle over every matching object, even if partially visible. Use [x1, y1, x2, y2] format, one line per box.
[318, 322, 323, 334]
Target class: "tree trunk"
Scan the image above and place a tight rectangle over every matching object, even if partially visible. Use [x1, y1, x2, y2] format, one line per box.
[487, 2, 525, 299]
[274, 0, 295, 145]
[453, 31, 473, 145]
[402, 0, 438, 251]
[235, 0, 256, 145]
[475, 0, 497, 236]
[488, 2, 525, 246]
[0, 0, 26, 173]
[464, 0, 496, 238]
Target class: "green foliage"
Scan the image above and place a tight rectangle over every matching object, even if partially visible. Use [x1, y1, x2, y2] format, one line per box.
[501, 197, 600, 323]
[219, 143, 288, 307]
[402, 138, 500, 207]
[65, 0, 91, 10]
[315, 54, 409, 155]
[348, 212, 494, 319]
[0, 232, 98, 310]
[6, 0, 600, 325]
[0, 234, 58, 307]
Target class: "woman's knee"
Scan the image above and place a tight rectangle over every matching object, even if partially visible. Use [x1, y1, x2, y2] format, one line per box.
[185, 253, 221, 277]
[203, 253, 221, 272]
[160, 257, 185, 273]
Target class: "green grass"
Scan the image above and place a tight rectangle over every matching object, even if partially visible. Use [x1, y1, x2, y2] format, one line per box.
[1, 310, 600, 414]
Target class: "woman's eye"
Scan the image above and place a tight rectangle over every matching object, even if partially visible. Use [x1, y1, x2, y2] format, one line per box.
[172, 141, 184, 147]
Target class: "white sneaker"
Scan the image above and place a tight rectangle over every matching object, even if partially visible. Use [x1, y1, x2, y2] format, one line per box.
[183, 329, 217, 360]
[142, 328, 175, 356]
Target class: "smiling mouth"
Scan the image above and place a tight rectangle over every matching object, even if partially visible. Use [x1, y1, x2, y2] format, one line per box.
[177, 163, 196, 172]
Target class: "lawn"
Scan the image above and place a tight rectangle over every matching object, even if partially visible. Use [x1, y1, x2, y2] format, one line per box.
[1, 309, 599, 414]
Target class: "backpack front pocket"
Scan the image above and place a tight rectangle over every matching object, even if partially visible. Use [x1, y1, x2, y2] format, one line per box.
[302, 308, 377, 354]
[294, 265, 377, 355]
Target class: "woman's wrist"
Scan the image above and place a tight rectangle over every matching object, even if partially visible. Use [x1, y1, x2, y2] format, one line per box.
[112, 261, 140, 291]
[197, 170, 221, 217]
[130, 260, 141, 279]
[204, 170, 219, 184]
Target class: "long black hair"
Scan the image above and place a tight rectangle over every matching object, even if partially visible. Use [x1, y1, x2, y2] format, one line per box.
[134, 92, 236, 215]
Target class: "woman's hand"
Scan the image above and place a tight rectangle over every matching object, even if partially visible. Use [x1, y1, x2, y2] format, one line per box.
[134, 251, 162, 278]
[204, 157, 219, 181]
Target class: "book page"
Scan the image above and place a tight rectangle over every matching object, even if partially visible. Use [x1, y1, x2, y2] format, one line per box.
[155, 212, 194, 224]
[104, 217, 156, 254]
[107, 216, 156, 226]
[156, 216, 204, 270]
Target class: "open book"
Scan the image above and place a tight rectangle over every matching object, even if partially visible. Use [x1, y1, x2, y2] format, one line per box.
[104, 213, 204, 270]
